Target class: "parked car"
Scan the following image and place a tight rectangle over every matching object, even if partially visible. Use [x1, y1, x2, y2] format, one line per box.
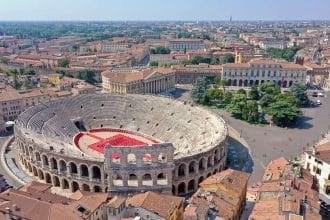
[317, 92, 324, 97]
[316, 100, 322, 105]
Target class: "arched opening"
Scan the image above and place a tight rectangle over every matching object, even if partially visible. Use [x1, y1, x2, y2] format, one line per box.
[244, 79, 248, 87]
[172, 185, 175, 195]
[255, 80, 259, 86]
[71, 181, 79, 192]
[69, 162, 78, 175]
[42, 155, 49, 166]
[207, 173, 212, 177]
[214, 149, 220, 164]
[32, 166, 38, 176]
[127, 154, 136, 164]
[92, 166, 101, 180]
[38, 169, 44, 180]
[35, 152, 41, 161]
[82, 184, 90, 192]
[112, 153, 120, 163]
[233, 79, 237, 86]
[157, 173, 167, 185]
[198, 176, 204, 184]
[27, 163, 32, 172]
[289, 81, 293, 87]
[207, 156, 213, 168]
[277, 80, 281, 87]
[45, 173, 51, 184]
[238, 79, 243, 86]
[178, 163, 186, 177]
[128, 174, 138, 187]
[142, 174, 152, 186]
[261, 80, 265, 85]
[199, 158, 206, 171]
[249, 80, 254, 86]
[143, 154, 152, 164]
[189, 161, 196, 174]
[59, 160, 67, 172]
[178, 182, 186, 194]
[283, 80, 287, 88]
[213, 169, 218, 174]
[80, 164, 89, 178]
[53, 176, 60, 187]
[62, 179, 69, 189]
[188, 179, 195, 192]
[50, 158, 58, 170]
[94, 185, 102, 193]
[158, 153, 166, 163]
[113, 173, 123, 186]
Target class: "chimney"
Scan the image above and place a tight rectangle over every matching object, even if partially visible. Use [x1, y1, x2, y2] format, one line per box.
[312, 146, 316, 155]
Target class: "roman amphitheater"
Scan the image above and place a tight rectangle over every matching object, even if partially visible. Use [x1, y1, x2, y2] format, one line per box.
[14, 93, 228, 196]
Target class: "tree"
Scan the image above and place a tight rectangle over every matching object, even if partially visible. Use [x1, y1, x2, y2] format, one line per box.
[220, 79, 230, 92]
[149, 61, 159, 67]
[237, 88, 246, 95]
[226, 94, 247, 119]
[249, 86, 260, 100]
[12, 70, 21, 90]
[150, 46, 170, 54]
[260, 81, 280, 96]
[84, 69, 96, 84]
[58, 58, 70, 68]
[204, 89, 223, 105]
[267, 101, 303, 127]
[192, 77, 210, 104]
[260, 94, 275, 108]
[0, 56, 9, 64]
[221, 54, 235, 64]
[247, 100, 259, 123]
[290, 83, 309, 107]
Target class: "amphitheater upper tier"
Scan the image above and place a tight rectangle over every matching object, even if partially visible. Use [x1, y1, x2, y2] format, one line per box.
[15, 93, 227, 161]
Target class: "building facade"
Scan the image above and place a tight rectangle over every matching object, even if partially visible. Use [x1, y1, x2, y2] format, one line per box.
[172, 64, 222, 84]
[222, 59, 307, 87]
[101, 68, 176, 94]
[169, 39, 205, 51]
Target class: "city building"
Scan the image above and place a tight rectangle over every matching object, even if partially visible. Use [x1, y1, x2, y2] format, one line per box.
[172, 64, 222, 84]
[188, 169, 250, 220]
[0, 181, 108, 220]
[222, 58, 307, 87]
[169, 39, 205, 51]
[304, 142, 330, 206]
[101, 67, 175, 94]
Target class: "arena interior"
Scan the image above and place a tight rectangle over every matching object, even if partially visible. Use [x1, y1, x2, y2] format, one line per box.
[14, 93, 228, 196]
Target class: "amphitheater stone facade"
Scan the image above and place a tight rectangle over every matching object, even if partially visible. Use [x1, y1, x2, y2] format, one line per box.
[14, 93, 228, 196]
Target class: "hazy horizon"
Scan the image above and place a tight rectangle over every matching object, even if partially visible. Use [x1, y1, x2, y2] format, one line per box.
[0, 0, 329, 21]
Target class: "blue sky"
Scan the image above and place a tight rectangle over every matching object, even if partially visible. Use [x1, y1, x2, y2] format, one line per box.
[0, 0, 329, 21]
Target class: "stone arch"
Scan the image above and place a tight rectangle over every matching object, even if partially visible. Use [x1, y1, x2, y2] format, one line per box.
[178, 182, 186, 194]
[213, 169, 218, 174]
[198, 176, 204, 184]
[189, 161, 196, 174]
[128, 174, 138, 187]
[69, 162, 78, 175]
[199, 158, 206, 171]
[158, 153, 166, 163]
[94, 185, 102, 193]
[38, 169, 44, 180]
[53, 176, 60, 187]
[127, 153, 136, 164]
[143, 154, 152, 164]
[42, 155, 49, 166]
[214, 149, 220, 163]
[59, 160, 67, 172]
[142, 174, 152, 186]
[50, 157, 58, 170]
[172, 185, 175, 195]
[233, 79, 237, 86]
[45, 173, 52, 184]
[27, 163, 32, 173]
[32, 166, 38, 176]
[207, 172, 212, 177]
[289, 80, 293, 87]
[80, 164, 89, 177]
[238, 79, 243, 86]
[188, 179, 195, 192]
[178, 163, 186, 177]
[283, 80, 287, 88]
[249, 80, 254, 86]
[82, 184, 90, 191]
[35, 152, 41, 161]
[207, 156, 214, 168]
[92, 166, 101, 180]
[255, 80, 259, 86]
[113, 173, 123, 186]
[157, 173, 167, 185]
[71, 181, 79, 192]
[244, 79, 248, 86]
[62, 178, 69, 189]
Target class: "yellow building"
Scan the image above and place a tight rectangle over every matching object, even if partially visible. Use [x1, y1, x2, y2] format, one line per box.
[101, 67, 175, 94]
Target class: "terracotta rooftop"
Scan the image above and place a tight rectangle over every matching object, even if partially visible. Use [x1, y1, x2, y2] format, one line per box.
[126, 191, 183, 219]
[200, 169, 250, 194]
[262, 157, 289, 182]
